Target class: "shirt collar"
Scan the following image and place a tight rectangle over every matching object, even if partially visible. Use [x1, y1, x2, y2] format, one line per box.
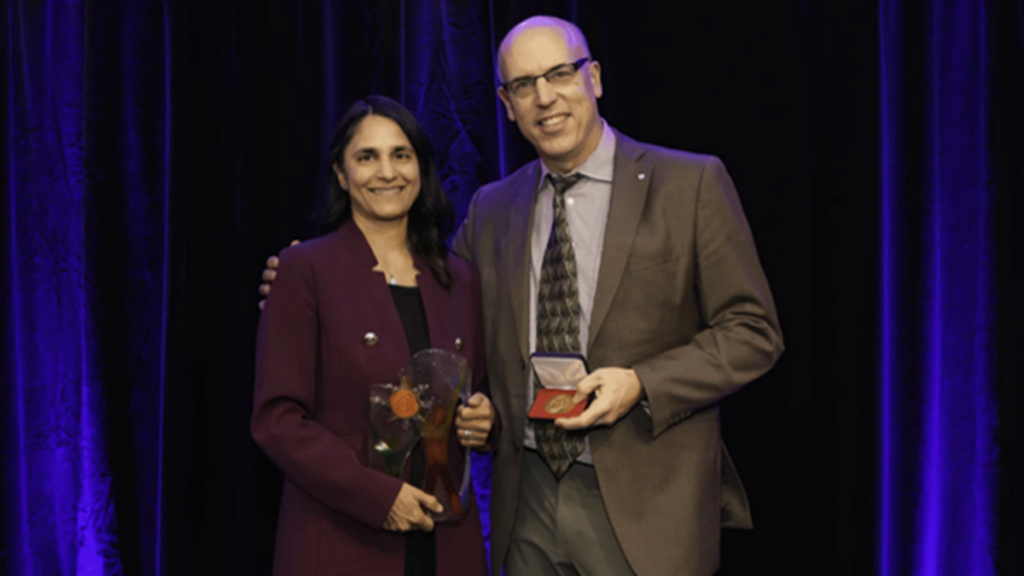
[538, 119, 616, 189]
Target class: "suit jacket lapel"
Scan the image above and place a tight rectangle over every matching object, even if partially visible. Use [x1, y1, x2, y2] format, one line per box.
[503, 162, 541, 366]
[589, 133, 651, 350]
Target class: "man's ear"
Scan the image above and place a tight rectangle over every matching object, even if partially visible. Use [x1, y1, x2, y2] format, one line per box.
[589, 60, 603, 99]
[497, 87, 517, 122]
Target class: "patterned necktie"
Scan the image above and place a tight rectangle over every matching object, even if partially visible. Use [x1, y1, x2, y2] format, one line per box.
[535, 172, 586, 478]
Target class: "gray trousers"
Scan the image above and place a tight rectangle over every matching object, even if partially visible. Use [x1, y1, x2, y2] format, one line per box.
[505, 449, 638, 576]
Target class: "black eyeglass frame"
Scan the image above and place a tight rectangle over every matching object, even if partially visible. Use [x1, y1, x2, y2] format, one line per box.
[499, 57, 592, 96]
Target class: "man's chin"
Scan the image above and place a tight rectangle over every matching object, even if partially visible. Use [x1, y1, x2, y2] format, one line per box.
[523, 125, 566, 147]
[538, 149, 584, 170]
[532, 138, 577, 162]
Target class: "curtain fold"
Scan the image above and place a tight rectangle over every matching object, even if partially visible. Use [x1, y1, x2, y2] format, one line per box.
[879, 0, 998, 574]
[1, 1, 171, 574]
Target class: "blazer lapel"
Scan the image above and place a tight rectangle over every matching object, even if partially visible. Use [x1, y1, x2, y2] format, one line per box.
[503, 162, 541, 365]
[335, 221, 411, 364]
[589, 133, 652, 350]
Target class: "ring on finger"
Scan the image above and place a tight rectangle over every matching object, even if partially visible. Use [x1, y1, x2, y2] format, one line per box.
[462, 429, 472, 439]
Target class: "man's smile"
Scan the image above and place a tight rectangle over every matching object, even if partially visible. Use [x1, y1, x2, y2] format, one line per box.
[536, 113, 571, 131]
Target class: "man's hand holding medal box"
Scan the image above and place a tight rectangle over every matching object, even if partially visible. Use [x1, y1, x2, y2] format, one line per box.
[527, 353, 589, 420]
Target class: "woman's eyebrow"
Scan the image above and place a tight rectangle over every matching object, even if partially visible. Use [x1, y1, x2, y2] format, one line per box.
[352, 145, 413, 155]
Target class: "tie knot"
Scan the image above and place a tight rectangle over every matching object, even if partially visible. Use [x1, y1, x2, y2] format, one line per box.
[547, 173, 583, 196]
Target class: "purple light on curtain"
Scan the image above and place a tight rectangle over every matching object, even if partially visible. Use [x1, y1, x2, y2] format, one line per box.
[487, 0, 509, 179]
[3, 1, 122, 573]
[878, 0, 901, 568]
[2, 1, 173, 574]
[403, 0, 503, 225]
[919, 0, 996, 572]
[879, 0, 997, 574]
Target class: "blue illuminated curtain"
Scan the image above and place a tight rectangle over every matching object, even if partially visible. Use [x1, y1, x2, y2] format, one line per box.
[1, 1, 172, 575]
[879, 0, 998, 574]
[2, 1, 510, 573]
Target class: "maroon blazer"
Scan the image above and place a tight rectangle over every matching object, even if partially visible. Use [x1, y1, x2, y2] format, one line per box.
[252, 219, 490, 576]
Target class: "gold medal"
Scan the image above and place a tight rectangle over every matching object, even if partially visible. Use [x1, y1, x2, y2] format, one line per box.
[544, 394, 576, 415]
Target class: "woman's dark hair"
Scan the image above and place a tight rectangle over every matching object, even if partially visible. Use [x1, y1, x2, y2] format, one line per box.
[323, 95, 454, 290]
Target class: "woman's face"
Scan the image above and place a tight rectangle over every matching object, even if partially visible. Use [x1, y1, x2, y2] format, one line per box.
[335, 114, 421, 227]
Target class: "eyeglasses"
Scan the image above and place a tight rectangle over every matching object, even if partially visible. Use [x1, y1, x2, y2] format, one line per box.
[500, 57, 591, 98]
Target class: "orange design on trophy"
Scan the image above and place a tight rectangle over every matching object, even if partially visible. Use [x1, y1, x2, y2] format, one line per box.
[389, 389, 419, 419]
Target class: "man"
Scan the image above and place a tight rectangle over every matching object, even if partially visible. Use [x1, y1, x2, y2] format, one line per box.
[262, 16, 782, 576]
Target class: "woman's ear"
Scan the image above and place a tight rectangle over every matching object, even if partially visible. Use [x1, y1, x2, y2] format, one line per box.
[332, 163, 348, 191]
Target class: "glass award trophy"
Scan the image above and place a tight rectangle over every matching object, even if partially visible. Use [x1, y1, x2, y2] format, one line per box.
[369, 348, 472, 521]
[369, 381, 423, 478]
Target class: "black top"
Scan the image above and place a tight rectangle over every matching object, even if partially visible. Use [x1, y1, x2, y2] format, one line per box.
[390, 285, 430, 356]
[389, 285, 435, 576]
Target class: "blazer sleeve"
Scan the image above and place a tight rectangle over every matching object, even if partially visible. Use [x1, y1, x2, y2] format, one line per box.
[451, 186, 481, 264]
[468, 263, 501, 451]
[251, 246, 402, 528]
[631, 156, 784, 438]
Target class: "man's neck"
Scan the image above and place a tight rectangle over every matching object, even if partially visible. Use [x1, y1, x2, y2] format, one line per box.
[540, 118, 605, 174]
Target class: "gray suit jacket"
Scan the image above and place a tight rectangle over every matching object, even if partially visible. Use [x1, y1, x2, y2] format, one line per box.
[453, 130, 783, 576]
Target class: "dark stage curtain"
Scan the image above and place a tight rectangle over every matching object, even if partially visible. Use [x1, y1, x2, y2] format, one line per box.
[2, 1, 1022, 575]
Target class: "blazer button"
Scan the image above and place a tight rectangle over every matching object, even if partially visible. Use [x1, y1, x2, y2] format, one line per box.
[363, 332, 378, 347]
[455, 337, 463, 350]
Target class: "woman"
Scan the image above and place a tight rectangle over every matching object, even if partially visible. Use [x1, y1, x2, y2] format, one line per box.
[252, 95, 495, 576]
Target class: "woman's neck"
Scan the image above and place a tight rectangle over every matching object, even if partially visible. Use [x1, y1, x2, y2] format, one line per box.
[353, 215, 418, 285]
[354, 213, 408, 253]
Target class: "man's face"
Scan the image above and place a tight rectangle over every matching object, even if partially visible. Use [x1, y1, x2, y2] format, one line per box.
[498, 27, 603, 172]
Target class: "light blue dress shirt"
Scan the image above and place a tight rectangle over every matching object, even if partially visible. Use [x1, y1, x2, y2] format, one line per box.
[524, 121, 616, 464]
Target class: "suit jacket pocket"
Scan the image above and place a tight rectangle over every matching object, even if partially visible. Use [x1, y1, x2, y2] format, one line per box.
[624, 249, 682, 272]
[615, 251, 690, 333]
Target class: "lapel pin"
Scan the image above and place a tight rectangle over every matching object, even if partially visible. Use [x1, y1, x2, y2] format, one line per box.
[363, 332, 378, 347]
[638, 173, 646, 180]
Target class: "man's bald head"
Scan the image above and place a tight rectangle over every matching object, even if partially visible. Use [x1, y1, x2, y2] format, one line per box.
[497, 16, 591, 83]
[495, 15, 603, 174]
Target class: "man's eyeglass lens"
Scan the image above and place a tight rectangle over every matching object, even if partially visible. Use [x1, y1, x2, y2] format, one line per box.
[505, 57, 590, 97]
